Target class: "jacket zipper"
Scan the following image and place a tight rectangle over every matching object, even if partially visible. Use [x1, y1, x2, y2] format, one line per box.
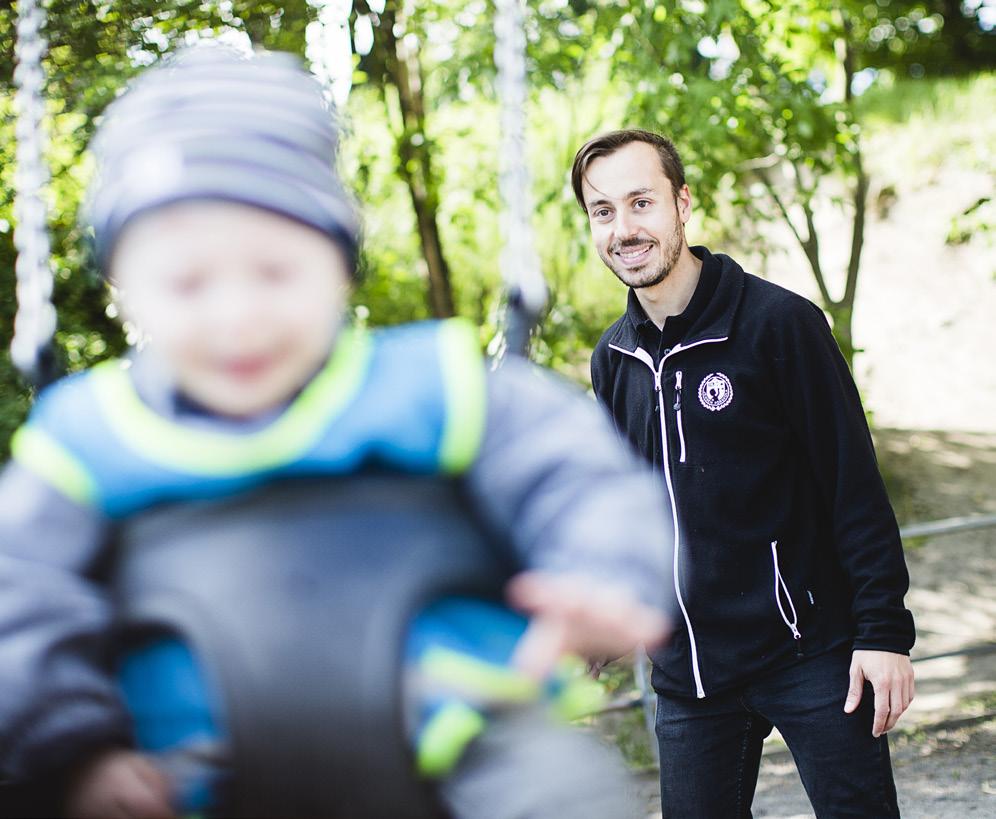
[770, 540, 803, 656]
[674, 371, 686, 463]
[608, 336, 726, 697]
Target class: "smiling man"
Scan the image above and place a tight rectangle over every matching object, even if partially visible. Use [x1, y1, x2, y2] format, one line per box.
[573, 129, 916, 818]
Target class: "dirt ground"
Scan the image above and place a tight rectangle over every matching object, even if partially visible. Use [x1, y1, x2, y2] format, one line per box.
[741, 429, 996, 819]
[623, 429, 996, 818]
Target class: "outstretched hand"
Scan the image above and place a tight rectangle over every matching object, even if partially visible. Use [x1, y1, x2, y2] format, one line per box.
[65, 749, 175, 819]
[506, 571, 671, 680]
[844, 649, 915, 737]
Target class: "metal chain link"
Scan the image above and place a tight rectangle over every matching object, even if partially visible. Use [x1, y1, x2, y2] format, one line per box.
[11, 0, 57, 384]
[492, 0, 546, 361]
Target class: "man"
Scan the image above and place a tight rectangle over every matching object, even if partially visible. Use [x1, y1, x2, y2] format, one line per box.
[573, 129, 916, 818]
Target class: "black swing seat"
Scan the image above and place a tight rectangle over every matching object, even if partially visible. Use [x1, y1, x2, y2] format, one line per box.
[111, 473, 517, 819]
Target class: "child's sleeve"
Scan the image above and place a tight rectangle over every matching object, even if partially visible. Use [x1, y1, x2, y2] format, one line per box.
[463, 357, 674, 615]
[0, 462, 132, 782]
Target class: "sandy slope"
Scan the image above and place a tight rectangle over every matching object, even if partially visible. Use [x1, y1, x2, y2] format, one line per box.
[744, 119, 995, 434]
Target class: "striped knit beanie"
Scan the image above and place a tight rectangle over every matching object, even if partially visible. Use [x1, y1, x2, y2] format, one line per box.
[84, 45, 358, 275]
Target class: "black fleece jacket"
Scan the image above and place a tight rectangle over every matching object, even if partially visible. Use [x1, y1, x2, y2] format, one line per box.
[591, 247, 915, 699]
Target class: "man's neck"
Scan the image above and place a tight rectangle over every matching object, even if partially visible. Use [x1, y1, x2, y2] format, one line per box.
[632, 246, 703, 329]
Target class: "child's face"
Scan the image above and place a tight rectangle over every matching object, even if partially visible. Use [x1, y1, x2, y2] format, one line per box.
[112, 202, 352, 418]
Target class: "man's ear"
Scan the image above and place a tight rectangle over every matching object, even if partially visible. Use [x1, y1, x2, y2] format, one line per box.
[676, 184, 693, 224]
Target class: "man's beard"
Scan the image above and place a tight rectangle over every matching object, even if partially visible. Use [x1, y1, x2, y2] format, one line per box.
[603, 217, 684, 289]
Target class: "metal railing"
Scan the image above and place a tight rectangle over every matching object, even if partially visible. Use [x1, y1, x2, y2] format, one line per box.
[899, 513, 996, 540]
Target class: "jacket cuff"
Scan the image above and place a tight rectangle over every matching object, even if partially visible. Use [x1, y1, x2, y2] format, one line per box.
[852, 608, 916, 656]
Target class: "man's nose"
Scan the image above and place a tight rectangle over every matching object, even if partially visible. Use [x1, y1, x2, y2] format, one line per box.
[614, 210, 639, 240]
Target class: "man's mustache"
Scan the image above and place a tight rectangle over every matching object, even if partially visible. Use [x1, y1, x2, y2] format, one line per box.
[611, 238, 655, 253]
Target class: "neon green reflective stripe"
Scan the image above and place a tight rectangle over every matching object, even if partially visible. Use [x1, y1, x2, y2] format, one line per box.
[88, 327, 371, 476]
[416, 701, 486, 778]
[421, 646, 540, 703]
[553, 675, 606, 721]
[11, 426, 98, 507]
[437, 318, 486, 473]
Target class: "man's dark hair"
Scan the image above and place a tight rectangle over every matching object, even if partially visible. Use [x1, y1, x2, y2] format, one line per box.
[571, 129, 685, 211]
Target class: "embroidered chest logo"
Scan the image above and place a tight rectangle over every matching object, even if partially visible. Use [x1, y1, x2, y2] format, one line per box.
[698, 372, 734, 411]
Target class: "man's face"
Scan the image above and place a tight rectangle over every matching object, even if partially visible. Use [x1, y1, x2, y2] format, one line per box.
[112, 201, 351, 418]
[580, 141, 691, 289]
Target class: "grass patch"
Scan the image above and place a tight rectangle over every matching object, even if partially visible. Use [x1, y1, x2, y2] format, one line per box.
[856, 72, 996, 128]
[859, 71, 995, 194]
[585, 658, 659, 769]
[959, 690, 996, 715]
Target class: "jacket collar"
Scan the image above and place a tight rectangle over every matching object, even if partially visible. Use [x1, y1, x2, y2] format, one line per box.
[608, 246, 746, 353]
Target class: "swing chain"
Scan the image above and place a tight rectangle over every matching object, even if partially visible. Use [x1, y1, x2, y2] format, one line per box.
[492, 0, 546, 361]
[11, 0, 57, 386]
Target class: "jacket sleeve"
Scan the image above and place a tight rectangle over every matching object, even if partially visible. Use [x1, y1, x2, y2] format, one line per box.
[0, 462, 132, 781]
[589, 338, 612, 411]
[463, 356, 675, 616]
[766, 296, 915, 654]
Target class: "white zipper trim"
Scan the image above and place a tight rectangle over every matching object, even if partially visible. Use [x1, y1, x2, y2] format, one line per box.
[608, 340, 729, 698]
[770, 540, 801, 641]
[674, 371, 686, 463]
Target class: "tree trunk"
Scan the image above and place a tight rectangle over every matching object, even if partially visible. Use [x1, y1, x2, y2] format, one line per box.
[770, 13, 866, 372]
[835, 13, 867, 372]
[358, 0, 456, 318]
[825, 302, 855, 367]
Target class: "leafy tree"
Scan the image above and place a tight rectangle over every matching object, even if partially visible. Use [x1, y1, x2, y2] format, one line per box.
[537, 0, 877, 367]
[350, 0, 459, 318]
[0, 0, 990, 457]
[845, 0, 995, 77]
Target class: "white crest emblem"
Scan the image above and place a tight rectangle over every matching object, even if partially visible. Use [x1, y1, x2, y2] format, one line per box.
[698, 372, 733, 411]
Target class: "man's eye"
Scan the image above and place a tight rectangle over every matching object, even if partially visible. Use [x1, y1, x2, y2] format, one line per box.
[593, 208, 611, 219]
[635, 199, 651, 208]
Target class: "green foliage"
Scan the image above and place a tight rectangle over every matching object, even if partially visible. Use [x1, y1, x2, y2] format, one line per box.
[947, 196, 993, 246]
[0, 1, 991, 455]
[856, 70, 996, 125]
[844, 0, 995, 77]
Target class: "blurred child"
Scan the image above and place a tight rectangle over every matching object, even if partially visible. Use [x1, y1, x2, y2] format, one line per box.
[0, 48, 671, 818]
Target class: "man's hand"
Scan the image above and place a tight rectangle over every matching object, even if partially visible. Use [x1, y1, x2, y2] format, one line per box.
[843, 649, 915, 737]
[506, 571, 671, 680]
[65, 749, 175, 819]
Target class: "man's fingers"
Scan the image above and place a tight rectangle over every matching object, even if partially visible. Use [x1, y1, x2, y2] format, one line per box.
[849, 650, 916, 735]
[872, 685, 891, 737]
[843, 664, 864, 714]
[884, 670, 915, 734]
[883, 687, 901, 733]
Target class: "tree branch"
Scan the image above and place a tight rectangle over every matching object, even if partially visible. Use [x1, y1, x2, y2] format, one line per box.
[758, 168, 833, 308]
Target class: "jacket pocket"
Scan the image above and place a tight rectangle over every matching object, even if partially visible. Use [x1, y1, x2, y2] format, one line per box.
[770, 540, 803, 651]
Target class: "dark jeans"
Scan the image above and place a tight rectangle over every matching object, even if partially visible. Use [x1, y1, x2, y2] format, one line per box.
[656, 647, 900, 818]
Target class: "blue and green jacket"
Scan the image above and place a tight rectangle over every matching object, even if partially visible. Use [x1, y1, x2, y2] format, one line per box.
[0, 319, 673, 782]
[12, 320, 485, 519]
